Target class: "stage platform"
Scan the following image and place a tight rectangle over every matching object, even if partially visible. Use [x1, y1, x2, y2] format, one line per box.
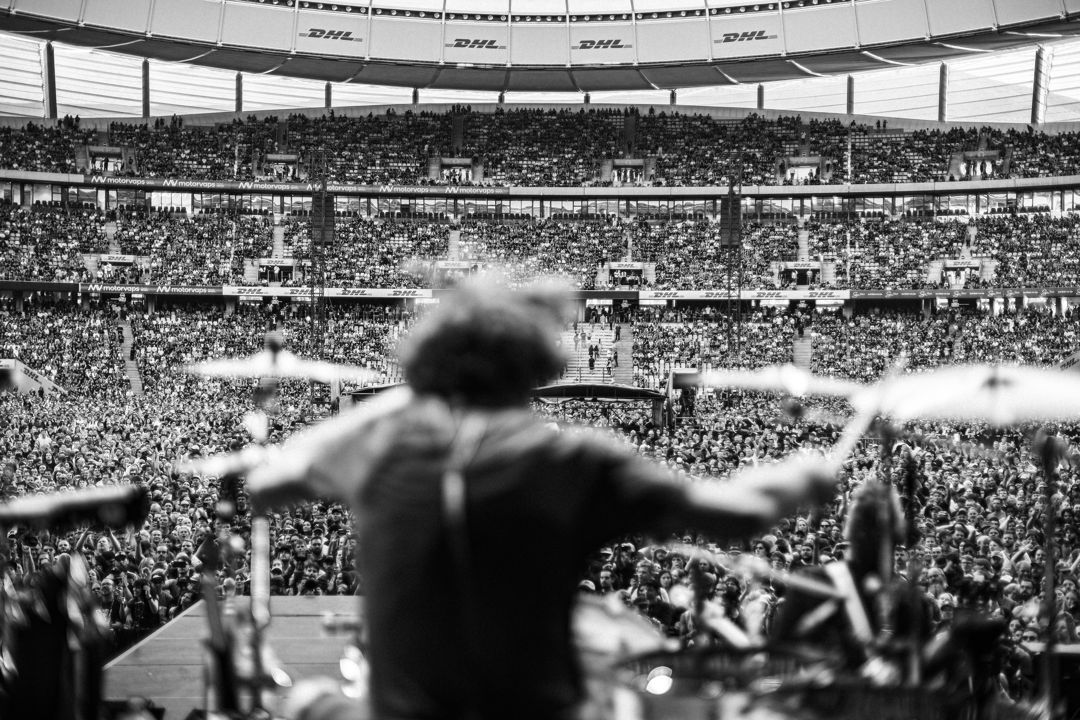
[106, 596, 358, 719]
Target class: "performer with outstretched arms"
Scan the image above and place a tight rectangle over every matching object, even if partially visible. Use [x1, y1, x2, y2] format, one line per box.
[248, 279, 841, 720]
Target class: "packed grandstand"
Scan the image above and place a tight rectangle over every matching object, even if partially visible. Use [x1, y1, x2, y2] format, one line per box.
[6, 36, 1080, 704]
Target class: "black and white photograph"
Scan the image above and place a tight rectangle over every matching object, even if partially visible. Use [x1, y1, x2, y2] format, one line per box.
[3, 2, 1080, 719]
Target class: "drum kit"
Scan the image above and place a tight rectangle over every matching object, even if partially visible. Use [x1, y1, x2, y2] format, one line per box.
[4, 339, 1080, 719]
[598, 362, 1080, 720]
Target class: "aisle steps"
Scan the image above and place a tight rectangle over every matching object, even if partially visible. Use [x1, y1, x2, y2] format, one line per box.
[118, 320, 144, 397]
[558, 325, 618, 384]
[448, 228, 461, 260]
[611, 324, 633, 384]
[105, 220, 120, 254]
[272, 223, 286, 258]
[792, 333, 812, 372]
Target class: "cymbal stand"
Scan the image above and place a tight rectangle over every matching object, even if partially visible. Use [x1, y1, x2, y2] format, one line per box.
[201, 476, 241, 715]
[245, 337, 285, 713]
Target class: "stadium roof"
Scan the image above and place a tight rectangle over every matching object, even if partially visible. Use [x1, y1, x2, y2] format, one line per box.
[3, 0, 1078, 88]
[3, 0, 1080, 122]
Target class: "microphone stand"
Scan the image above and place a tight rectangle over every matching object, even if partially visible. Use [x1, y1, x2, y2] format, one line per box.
[201, 478, 241, 715]
[245, 334, 283, 714]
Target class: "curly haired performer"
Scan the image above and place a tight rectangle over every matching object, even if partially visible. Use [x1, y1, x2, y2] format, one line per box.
[249, 279, 839, 720]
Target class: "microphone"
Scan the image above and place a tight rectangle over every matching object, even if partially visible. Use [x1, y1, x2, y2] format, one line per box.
[0, 485, 148, 531]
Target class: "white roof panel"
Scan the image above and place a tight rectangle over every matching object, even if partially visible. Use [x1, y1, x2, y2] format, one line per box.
[149, 59, 237, 115]
[54, 44, 142, 117]
[1, 29, 1080, 123]
[245, 73, 326, 112]
[0, 32, 43, 116]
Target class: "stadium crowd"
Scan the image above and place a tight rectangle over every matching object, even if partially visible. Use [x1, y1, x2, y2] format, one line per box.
[5, 104, 1080, 694]
[7, 109, 1080, 187]
[7, 199, 1080, 291]
[2, 296, 1078, 680]
[458, 218, 626, 289]
[108, 115, 280, 180]
[632, 220, 795, 289]
[811, 305, 1080, 382]
[0, 117, 93, 174]
[0, 204, 105, 282]
[0, 301, 426, 651]
[113, 210, 272, 286]
[0, 303, 127, 395]
[631, 306, 800, 388]
[284, 216, 448, 287]
[457, 108, 623, 186]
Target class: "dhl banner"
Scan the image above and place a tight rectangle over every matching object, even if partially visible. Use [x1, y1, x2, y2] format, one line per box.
[1060, 349, 1080, 373]
[222, 286, 433, 299]
[638, 289, 851, 300]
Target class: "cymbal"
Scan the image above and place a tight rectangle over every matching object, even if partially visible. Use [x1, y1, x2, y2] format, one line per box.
[699, 365, 865, 398]
[863, 364, 1080, 426]
[186, 349, 378, 385]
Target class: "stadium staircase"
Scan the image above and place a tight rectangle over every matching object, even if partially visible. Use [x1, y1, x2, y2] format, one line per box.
[452, 115, 465, 151]
[927, 260, 944, 286]
[559, 325, 619, 384]
[239, 216, 286, 283]
[427, 155, 442, 181]
[448, 228, 461, 260]
[797, 227, 810, 262]
[119, 320, 144, 397]
[82, 254, 99, 278]
[611, 324, 633, 384]
[105, 220, 119, 253]
[622, 113, 637, 153]
[792, 333, 812, 372]
[272, 221, 285, 258]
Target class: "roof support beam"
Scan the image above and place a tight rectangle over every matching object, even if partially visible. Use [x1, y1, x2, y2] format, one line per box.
[1032, 45, 1053, 126]
[757, 83, 764, 110]
[142, 59, 150, 119]
[235, 72, 243, 113]
[938, 61, 948, 123]
[324, 82, 332, 109]
[846, 74, 854, 116]
[42, 42, 58, 120]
